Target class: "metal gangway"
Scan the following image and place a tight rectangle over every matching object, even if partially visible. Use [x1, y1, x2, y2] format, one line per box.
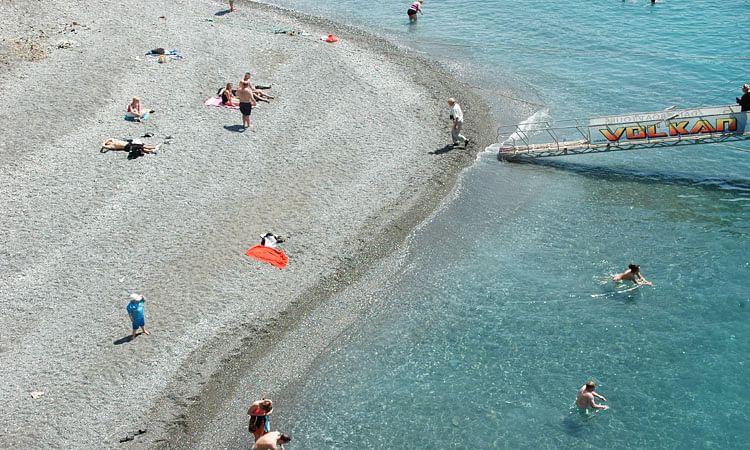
[491, 105, 750, 160]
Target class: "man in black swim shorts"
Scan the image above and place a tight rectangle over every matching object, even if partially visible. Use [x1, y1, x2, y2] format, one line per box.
[237, 80, 257, 129]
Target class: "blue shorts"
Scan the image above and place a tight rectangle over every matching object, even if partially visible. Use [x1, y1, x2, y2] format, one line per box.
[131, 318, 145, 329]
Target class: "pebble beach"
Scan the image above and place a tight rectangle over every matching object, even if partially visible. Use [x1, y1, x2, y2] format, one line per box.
[0, 0, 495, 447]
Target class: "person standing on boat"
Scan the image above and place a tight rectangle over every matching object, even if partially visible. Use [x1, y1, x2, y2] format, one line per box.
[613, 264, 652, 286]
[737, 84, 750, 112]
[447, 98, 469, 148]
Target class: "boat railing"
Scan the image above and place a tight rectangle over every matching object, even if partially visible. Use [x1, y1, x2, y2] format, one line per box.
[492, 105, 750, 159]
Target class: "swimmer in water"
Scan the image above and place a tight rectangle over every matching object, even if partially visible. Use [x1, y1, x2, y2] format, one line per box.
[576, 381, 609, 411]
[613, 264, 652, 286]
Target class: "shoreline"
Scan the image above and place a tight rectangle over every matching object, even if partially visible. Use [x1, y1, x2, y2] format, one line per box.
[0, 0, 499, 447]
[156, 3, 500, 448]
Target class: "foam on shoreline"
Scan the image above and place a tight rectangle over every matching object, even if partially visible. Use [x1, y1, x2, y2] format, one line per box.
[0, 1, 497, 447]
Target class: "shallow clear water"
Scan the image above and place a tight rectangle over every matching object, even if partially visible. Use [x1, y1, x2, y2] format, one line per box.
[268, 0, 750, 447]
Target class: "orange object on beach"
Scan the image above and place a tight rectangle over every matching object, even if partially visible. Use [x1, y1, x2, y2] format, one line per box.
[325, 34, 339, 43]
[245, 245, 289, 269]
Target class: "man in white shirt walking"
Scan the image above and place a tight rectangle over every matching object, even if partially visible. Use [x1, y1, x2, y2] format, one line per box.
[447, 97, 469, 148]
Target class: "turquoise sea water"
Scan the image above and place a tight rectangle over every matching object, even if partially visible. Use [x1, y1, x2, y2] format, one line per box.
[266, 1, 750, 447]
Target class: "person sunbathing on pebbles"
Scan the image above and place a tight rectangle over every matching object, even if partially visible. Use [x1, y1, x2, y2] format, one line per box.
[100, 138, 161, 156]
[242, 73, 275, 103]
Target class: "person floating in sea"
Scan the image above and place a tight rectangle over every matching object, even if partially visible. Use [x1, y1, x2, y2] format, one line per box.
[248, 398, 274, 441]
[237, 80, 257, 129]
[407, 0, 424, 23]
[576, 381, 609, 412]
[613, 264, 653, 286]
[447, 97, 469, 148]
[737, 83, 750, 112]
[252, 431, 291, 450]
[127, 293, 150, 339]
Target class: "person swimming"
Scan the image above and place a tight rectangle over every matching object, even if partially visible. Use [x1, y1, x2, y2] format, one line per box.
[613, 264, 652, 286]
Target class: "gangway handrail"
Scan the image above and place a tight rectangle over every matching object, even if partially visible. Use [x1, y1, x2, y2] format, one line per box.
[493, 105, 750, 159]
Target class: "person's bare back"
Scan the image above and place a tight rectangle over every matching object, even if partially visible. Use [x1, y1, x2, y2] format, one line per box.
[252, 431, 291, 450]
[613, 264, 652, 286]
[576, 381, 608, 410]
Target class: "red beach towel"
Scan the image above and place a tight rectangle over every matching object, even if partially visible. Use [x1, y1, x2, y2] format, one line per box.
[245, 245, 289, 269]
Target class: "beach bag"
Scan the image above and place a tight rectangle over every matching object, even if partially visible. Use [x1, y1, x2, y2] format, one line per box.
[125, 140, 145, 159]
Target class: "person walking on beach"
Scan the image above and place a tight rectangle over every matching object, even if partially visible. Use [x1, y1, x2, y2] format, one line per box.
[613, 264, 652, 286]
[737, 83, 750, 112]
[407, 0, 424, 22]
[229, 1, 236, 12]
[127, 293, 150, 339]
[253, 431, 291, 450]
[447, 98, 469, 148]
[237, 80, 257, 129]
[248, 398, 274, 441]
[576, 381, 609, 411]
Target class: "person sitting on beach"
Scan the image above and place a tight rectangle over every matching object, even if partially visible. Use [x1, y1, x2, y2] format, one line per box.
[248, 398, 274, 440]
[101, 138, 160, 159]
[126, 97, 154, 122]
[237, 80, 257, 129]
[252, 431, 291, 450]
[737, 83, 750, 112]
[613, 264, 652, 286]
[407, 0, 424, 22]
[576, 381, 608, 411]
[260, 232, 285, 248]
[218, 82, 239, 107]
[242, 72, 275, 103]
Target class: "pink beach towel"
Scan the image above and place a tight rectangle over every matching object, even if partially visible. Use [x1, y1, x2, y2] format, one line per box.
[204, 96, 239, 109]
